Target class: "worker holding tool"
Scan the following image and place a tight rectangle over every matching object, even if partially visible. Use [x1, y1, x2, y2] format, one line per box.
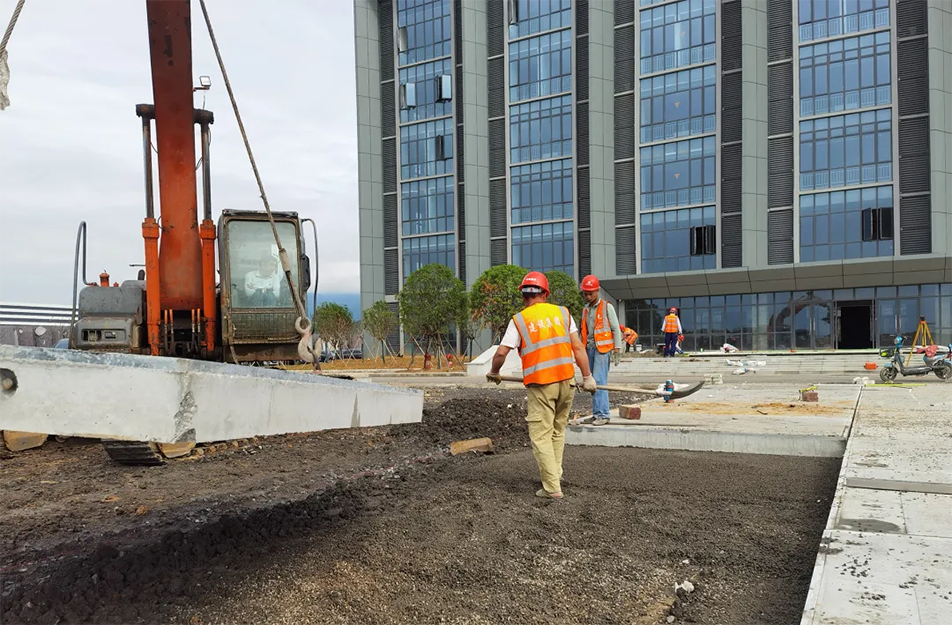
[619, 325, 638, 353]
[486, 271, 596, 500]
[579, 275, 622, 426]
[661, 307, 683, 358]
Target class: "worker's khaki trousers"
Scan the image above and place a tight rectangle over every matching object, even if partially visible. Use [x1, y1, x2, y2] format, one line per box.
[526, 379, 575, 494]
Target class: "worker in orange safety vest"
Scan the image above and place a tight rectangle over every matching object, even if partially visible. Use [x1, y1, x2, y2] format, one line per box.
[487, 271, 596, 500]
[579, 275, 622, 426]
[619, 325, 638, 352]
[661, 307, 683, 358]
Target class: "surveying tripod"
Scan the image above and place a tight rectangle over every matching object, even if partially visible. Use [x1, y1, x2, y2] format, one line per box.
[905, 316, 935, 366]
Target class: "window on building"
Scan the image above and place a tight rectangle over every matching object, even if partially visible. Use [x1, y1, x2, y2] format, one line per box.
[398, 59, 453, 122]
[400, 118, 455, 180]
[508, 0, 571, 39]
[508, 30, 572, 102]
[401, 176, 454, 236]
[640, 65, 716, 143]
[799, 185, 893, 262]
[800, 109, 891, 191]
[397, 0, 451, 66]
[403, 234, 455, 280]
[799, 0, 890, 43]
[511, 221, 574, 274]
[510, 158, 573, 225]
[639, 0, 716, 76]
[640, 136, 716, 210]
[799, 32, 890, 117]
[509, 95, 572, 164]
[640, 205, 716, 274]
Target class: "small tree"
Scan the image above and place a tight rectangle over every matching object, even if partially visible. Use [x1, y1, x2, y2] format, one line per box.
[398, 264, 467, 365]
[313, 302, 354, 355]
[545, 270, 585, 324]
[362, 300, 397, 363]
[469, 264, 527, 343]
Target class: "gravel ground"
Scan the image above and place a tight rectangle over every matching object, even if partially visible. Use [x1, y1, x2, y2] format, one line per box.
[0, 386, 839, 624]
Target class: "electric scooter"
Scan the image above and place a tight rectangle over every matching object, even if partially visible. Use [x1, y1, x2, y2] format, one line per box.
[879, 336, 952, 382]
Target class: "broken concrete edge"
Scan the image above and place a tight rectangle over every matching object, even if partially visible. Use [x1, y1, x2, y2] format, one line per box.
[449, 437, 494, 455]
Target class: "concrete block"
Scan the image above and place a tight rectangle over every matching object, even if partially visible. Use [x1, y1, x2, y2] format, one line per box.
[450, 437, 494, 455]
[801, 390, 819, 402]
[619, 405, 642, 420]
[0, 346, 423, 444]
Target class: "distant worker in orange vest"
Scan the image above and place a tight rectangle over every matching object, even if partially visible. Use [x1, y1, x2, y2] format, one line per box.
[662, 307, 683, 358]
[619, 325, 638, 352]
[579, 275, 623, 426]
[487, 271, 596, 500]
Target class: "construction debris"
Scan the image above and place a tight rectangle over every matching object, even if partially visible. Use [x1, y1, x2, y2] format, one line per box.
[619, 405, 642, 420]
[2, 431, 46, 452]
[449, 437, 494, 455]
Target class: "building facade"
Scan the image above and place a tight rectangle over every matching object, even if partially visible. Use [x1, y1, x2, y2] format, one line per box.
[356, 0, 952, 351]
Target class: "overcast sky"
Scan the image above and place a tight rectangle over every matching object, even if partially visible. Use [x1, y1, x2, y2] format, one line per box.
[0, 0, 358, 304]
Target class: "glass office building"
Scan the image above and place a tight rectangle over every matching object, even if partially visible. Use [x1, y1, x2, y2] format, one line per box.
[356, 0, 952, 350]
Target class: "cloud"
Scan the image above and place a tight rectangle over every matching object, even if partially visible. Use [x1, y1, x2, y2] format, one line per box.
[0, 0, 359, 303]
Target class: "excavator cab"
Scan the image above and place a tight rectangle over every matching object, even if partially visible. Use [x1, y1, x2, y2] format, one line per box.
[218, 210, 311, 364]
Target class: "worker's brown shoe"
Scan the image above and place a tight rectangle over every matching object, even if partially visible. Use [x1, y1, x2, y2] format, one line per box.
[535, 489, 563, 499]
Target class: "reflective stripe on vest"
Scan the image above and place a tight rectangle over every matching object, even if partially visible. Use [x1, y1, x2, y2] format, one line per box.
[513, 303, 576, 386]
[664, 314, 680, 333]
[581, 300, 615, 354]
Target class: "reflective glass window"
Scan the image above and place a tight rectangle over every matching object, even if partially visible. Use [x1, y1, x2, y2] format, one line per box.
[401, 176, 454, 235]
[799, 185, 893, 262]
[799, 0, 890, 43]
[403, 234, 455, 279]
[400, 118, 455, 179]
[227, 221, 300, 309]
[509, 0, 572, 39]
[398, 58, 453, 123]
[397, 0, 452, 66]
[800, 109, 891, 190]
[511, 221, 574, 274]
[640, 136, 716, 209]
[510, 158, 573, 225]
[639, 0, 716, 75]
[509, 95, 572, 163]
[508, 30, 572, 102]
[640, 205, 716, 274]
[799, 32, 890, 116]
[640, 65, 717, 143]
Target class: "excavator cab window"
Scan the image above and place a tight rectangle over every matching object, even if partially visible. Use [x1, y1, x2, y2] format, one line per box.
[225, 220, 301, 309]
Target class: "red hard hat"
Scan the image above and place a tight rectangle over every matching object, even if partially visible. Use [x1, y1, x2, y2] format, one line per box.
[519, 271, 549, 294]
[669, 307, 677, 313]
[580, 275, 600, 292]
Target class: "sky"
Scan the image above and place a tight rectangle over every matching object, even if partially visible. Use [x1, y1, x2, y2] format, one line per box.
[0, 0, 359, 305]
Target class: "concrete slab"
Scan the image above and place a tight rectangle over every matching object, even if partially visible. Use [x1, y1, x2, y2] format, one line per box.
[0, 345, 423, 444]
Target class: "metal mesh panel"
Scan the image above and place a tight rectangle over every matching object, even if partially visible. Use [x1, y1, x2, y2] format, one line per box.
[721, 213, 742, 268]
[614, 25, 635, 93]
[767, 137, 793, 208]
[721, 72, 742, 144]
[488, 58, 505, 118]
[385, 249, 399, 294]
[897, 0, 928, 38]
[230, 310, 299, 342]
[381, 81, 396, 138]
[386, 302, 401, 354]
[767, 64, 793, 136]
[614, 94, 635, 160]
[616, 227, 636, 275]
[578, 229, 591, 278]
[900, 195, 932, 255]
[577, 0, 589, 35]
[899, 117, 931, 194]
[454, 0, 462, 61]
[767, 209, 794, 265]
[487, 0, 503, 57]
[458, 240, 466, 283]
[457, 187, 465, 237]
[578, 167, 591, 229]
[490, 238, 507, 266]
[379, 0, 394, 82]
[382, 138, 397, 194]
[576, 37, 589, 102]
[577, 101, 589, 167]
[489, 119, 506, 179]
[490, 178, 507, 238]
[721, 144, 742, 214]
[721, 1, 742, 72]
[615, 0, 634, 25]
[456, 130, 464, 182]
[767, 0, 792, 62]
[384, 194, 398, 248]
[615, 161, 635, 225]
[897, 39, 929, 117]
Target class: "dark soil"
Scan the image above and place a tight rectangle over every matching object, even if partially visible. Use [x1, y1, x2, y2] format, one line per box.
[0, 386, 838, 625]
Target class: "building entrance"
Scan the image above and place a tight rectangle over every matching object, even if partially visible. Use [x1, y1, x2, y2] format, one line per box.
[836, 301, 874, 349]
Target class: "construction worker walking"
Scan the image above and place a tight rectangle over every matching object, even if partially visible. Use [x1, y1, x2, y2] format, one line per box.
[662, 307, 683, 358]
[579, 275, 623, 426]
[487, 271, 596, 500]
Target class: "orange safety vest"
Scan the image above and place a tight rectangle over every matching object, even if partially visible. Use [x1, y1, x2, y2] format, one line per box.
[620, 325, 638, 345]
[513, 302, 576, 386]
[581, 300, 615, 354]
[663, 314, 680, 333]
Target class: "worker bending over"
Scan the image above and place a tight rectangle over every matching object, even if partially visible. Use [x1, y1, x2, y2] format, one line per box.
[662, 307, 683, 357]
[487, 271, 596, 500]
[619, 325, 638, 352]
[579, 275, 622, 426]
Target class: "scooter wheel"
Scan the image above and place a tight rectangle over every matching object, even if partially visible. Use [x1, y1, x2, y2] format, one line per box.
[935, 362, 952, 380]
[880, 367, 898, 383]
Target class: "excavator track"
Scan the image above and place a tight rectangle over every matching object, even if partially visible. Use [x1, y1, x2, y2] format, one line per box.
[101, 440, 166, 466]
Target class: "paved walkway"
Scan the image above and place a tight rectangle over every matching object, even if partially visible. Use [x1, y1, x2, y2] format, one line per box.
[800, 384, 952, 624]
